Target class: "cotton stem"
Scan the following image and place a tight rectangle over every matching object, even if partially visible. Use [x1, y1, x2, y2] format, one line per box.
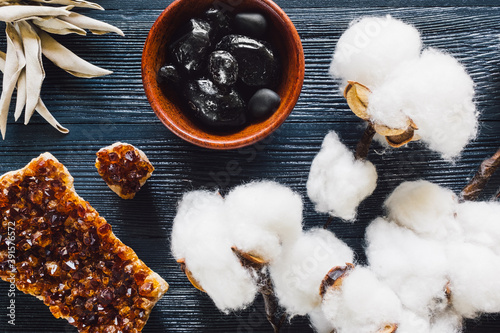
[232, 247, 285, 332]
[462, 148, 500, 201]
[355, 123, 376, 160]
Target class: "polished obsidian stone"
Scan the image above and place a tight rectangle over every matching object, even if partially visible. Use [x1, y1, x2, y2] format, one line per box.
[235, 13, 268, 38]
[248, 88, 281, 119]
[203, 7, 232, 41]
[169, 19, 212, 75]
[158, 65, 181, 86]
[216, 34, 278, 87]
[209, 51, 239, 87]
[183, 79, 247, 128]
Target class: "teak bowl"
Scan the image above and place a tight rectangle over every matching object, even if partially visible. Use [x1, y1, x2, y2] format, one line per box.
[142, 0, 305, 150]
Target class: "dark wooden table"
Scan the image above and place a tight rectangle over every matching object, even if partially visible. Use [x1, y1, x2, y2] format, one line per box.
[0, 0, 499, 332]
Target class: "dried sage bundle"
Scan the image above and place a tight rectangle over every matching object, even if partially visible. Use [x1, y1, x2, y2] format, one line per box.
[0, 0, 123, 138]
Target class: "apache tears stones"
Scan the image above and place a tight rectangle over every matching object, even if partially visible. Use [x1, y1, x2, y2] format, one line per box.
[216, 34, 278, 87]
[184, 79, 246, 128]
[160, 7, 282, 131]
[170, 18, 212, 75]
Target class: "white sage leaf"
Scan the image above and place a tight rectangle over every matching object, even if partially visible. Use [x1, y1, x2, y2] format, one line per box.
[0, 5, 73, 23]
[35, 98, 69, 134]
[0, 23, 26, 139]
[33, 17, 86, 35]
[29, 0, 103, 10]
[39, 29, 112, 78]
[14, 69, 26, 121]
[0, 51, 5, 71]
[18, 21, 45, 124]
[60, 12, 124, 36]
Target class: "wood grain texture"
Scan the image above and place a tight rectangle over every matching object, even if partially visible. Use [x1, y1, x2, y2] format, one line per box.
[0, 1, 499, 332]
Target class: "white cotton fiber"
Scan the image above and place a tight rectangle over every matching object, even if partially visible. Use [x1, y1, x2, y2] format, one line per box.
[384, 180, 461, 239]
[446, 242, 500, 318]
[365, 218, 450, 318]
[270, 228, 354, 316]
[224, 181, 303, 263]
[309, 307, 336, 333]
[397, 311, 431, 333]
[321, 267, 402, 333]
[429, 313, 463, 333]
[307, 131, 378, 221]
[330, 15, 422, 88]
[456, 201, 500, 255]
[368, 49, 477, 159]
[171, 191, 258, 312]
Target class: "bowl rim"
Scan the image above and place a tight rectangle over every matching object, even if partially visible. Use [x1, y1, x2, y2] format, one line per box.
[141, 0, 305, 150]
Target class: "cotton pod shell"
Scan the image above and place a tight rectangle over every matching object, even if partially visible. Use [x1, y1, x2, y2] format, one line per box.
[384, 180, 461, 239]
[365, 218, 450, 318]
[321, 267, 402, 333]
[456, 201, 500, 255]
[330, 15, 421, 89]
[224, 181, 303, 263]
[367, 49, 477, 159]
[270, 228, 354, 316]
[171, 190, 258, 312]
[446, 241, 500, 318]
[307, 131, 377, 220]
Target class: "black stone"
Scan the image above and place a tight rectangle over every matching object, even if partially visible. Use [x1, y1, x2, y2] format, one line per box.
[158, 65, 181, 86]
[183, 79, 246, 129]
[248, 88, 281, 119]
[209, 51, 239, 87]
[216, 34, 278, 87]
[169, 19, 212, 75]
[235, 13, 268, 38]
[204, 7, 232, 41]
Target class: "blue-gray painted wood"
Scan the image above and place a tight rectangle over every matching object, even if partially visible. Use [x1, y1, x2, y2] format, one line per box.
[0, 1, 499, 332]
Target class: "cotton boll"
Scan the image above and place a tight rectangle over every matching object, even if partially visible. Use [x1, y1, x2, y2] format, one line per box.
[321, 267, 402, 333]
[309, 307, 336, 333]
[384, 180, 461, 239]
[456, 201, 500, 255]
[307, 131, 378, 221]
[224, 181, 303, 263]
[368, 49, 477, 159]
[270, 228, 354, 316]
[330, 15, 421, 88]
[447, 242, 500, 318]
[171, 190, 258, 312]
[365, 218, 450, 318]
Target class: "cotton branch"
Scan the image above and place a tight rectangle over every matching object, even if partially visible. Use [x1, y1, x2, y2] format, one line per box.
[355, 123, 376, 160]
[232, 247, 285, 333]
[462, 148, 500, 201]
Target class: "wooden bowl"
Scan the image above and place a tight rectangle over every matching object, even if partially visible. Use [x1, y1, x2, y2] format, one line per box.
[142, 0, 305, 150]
